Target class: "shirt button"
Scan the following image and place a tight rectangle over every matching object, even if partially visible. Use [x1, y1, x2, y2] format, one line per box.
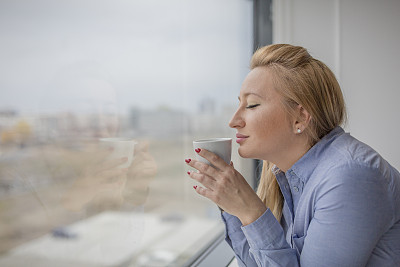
[293, 186, 299, 192]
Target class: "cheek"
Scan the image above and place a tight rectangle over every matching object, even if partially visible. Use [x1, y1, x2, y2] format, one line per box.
[252, 113, 275, 140]
[252, 109, 291, 146]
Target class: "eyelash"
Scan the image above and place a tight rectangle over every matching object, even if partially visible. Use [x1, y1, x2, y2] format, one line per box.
[246, 104, 260, 109]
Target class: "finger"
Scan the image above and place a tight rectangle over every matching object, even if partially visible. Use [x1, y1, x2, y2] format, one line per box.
[194, 186, 216, 202]
[230, 161, 234, 167]
[130, 168, 157, 178]
[187, 170, 216, 190]
[99, 180, 125, 193]
[98, 167, 129, 180]
[87, 146, 114, 165]
[194, 148, 228, 170]
[131, 154, 156, 169]
[131, 145, 155, 167]
[135, 140, 149, 154]
[96, 157, 128, 173]
[185, 158, 219, 177]
[129, 159, 158, 176]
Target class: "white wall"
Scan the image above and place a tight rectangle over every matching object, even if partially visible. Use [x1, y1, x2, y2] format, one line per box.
[272, 0, 400, 169]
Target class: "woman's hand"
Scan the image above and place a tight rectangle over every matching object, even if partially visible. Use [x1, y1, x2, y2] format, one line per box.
[62, 147, 129, 212]
[185, 148, 267, 226]
[62, 140, 157, 212]
[123, 141, 157, 205]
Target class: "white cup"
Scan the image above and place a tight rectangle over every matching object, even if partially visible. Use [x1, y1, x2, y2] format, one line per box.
[99, 137, 137, 169]
[193, 138, 232, 166]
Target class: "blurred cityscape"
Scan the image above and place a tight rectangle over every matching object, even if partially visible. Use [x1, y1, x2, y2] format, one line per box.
[0, 99, 238, 262]
[0, 98, 236, 151]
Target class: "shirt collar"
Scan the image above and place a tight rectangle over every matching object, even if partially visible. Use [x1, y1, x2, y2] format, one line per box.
[274, 126, 345, 184]
[271, 165, 282, 175]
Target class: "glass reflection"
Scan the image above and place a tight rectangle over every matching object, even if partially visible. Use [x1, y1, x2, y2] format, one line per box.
[0, 0, 252, 266]
[0, 63, 158, 265]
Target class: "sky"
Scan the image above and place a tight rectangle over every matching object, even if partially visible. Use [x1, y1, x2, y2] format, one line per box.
[0, 0, 253, 115]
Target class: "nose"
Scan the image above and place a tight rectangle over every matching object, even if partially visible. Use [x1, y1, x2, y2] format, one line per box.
[229, 108, 245, 129]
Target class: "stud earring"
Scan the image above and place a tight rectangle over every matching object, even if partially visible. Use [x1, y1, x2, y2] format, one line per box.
[297, 128, 301, 133]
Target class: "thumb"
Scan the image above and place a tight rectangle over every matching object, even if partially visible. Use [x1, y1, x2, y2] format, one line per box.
[136, 140, 149, 153]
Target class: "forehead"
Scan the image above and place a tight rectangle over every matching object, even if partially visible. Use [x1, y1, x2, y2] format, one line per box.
[240, 67, 275, 98]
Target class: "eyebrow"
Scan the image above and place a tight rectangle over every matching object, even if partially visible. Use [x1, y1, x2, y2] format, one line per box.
[238, 92, 263, 101]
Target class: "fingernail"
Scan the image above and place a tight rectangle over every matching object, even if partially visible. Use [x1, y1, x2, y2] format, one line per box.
[193, 185, 197, 189]
[185, 159, 191, 163]
[187, 171, 191, 175]
[195, 148, 201, 153]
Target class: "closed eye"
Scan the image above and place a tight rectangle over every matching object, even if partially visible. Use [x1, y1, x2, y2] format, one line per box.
[246, 104, 260, 109]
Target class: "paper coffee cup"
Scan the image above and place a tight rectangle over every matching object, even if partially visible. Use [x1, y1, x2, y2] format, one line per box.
[99, 137, 137, 169]
[193, 138, 232, 165]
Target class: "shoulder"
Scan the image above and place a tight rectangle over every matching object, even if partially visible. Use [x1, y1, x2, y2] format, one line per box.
[309, 132, 399, 201]
[297, 128, 400, 213]
[316, 133, 399, 205]
[319, 131, 395, 181]
[303, 130, 400, 223]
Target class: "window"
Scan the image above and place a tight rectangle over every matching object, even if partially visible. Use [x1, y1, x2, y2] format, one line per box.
[0, 0, 253, 266]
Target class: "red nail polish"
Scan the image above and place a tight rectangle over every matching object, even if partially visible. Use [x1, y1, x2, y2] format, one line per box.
[195, 148, 201, 153]
[187, 171, 190, 175]
[185, 159, 191, 163]
[193, 185, 197, 189]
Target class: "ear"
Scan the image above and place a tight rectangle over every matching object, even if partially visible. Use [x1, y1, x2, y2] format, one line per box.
[293, 105, 311, 134]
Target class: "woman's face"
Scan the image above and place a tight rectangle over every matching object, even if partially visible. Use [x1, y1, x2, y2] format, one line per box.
[229, 67, 295, 162]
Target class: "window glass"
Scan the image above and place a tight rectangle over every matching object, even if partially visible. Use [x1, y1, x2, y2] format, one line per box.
[0, 0, 252, 266]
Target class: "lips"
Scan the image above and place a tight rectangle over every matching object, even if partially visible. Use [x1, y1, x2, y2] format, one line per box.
[236, 133, 249, 144]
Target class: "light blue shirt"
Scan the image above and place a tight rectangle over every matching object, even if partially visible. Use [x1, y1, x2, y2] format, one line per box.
[222, 127, 400, 266]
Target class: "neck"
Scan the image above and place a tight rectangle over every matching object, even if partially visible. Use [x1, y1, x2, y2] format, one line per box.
[273, 137, 311, 172]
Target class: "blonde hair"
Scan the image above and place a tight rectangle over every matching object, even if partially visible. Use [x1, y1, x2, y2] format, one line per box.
[252, 44, 346, 221]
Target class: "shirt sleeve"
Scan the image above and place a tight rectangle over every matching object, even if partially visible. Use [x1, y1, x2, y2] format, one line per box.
[222, 211, 257, 267]
[222, 210, 298, 267]
[299, 165, 393, 266]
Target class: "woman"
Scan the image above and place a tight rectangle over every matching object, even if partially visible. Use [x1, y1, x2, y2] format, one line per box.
[185, 44, 400, 266]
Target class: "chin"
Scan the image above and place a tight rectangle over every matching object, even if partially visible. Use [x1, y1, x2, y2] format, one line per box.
[238, 147, 252, 158]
